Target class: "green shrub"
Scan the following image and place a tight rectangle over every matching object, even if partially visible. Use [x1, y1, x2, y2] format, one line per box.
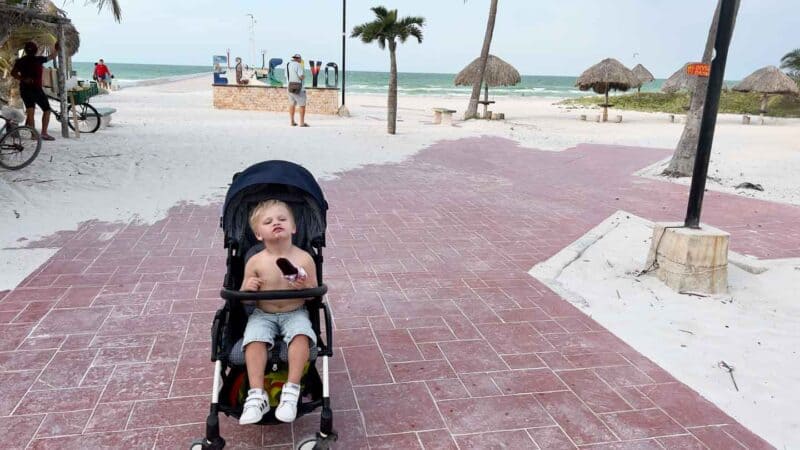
[562, 92, 800, 118]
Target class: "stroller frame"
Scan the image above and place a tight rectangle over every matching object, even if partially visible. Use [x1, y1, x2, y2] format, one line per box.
[192, 162, 337, 450]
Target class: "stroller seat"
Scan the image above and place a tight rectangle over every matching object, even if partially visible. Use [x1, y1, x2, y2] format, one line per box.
[192, 161, 336, 450]
[228, 337, 319, 366]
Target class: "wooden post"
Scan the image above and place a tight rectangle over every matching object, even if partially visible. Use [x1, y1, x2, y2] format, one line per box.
[69, 92, 80, 138]
[603, 88, 609, 122]
[57, 23, 69, 138]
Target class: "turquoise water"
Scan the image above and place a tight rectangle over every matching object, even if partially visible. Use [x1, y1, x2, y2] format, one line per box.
[70, 61, 670, 97]
[72, 61, 209, 86]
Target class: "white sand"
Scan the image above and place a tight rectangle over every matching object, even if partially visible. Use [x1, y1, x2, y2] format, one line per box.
[2, 74, 798, 444]
[2, 77, 798, 267]
[530, 211, 800, 449]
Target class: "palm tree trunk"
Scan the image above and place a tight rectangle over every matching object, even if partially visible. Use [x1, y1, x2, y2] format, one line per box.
[664, 0, 740, 177]
[387, 41, 398, 135]
[466, 0, 498, 119]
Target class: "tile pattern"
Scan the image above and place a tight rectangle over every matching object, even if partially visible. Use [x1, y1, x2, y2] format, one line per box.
[1, 138, 788, 449]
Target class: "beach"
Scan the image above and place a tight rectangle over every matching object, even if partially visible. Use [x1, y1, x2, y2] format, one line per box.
[3, 74, 798, 262]
[1, 74, 798, 447]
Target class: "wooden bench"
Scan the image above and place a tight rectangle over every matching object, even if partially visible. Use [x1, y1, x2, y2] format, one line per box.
[433, 108, 456, 125]
[95, 107, 117, 128]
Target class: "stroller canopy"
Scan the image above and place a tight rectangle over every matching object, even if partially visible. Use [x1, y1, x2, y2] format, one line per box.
[222, 160, 328, 252]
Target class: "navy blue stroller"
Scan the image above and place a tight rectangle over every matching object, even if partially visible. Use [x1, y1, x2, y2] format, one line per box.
[192, 161, 337, 450]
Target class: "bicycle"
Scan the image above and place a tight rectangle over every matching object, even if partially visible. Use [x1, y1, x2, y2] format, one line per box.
[0, 98, 42, 170]
[47, 94, 101, 134]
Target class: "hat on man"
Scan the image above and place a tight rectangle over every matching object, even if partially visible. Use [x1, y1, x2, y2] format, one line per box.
[292, 54, 301, 60]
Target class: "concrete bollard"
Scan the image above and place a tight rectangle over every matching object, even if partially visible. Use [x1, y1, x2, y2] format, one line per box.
[580, 114, 587, 121]
[614, 115, 623, 123]
[646, 222, 729, 295]
[742, 115, 750, 125]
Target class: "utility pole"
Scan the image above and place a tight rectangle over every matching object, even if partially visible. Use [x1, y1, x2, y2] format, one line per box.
[246, 14, 256, 67]
[684, 0, 739, 228]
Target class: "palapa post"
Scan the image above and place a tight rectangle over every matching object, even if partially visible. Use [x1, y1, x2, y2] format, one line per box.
[57, 21, 69, 138]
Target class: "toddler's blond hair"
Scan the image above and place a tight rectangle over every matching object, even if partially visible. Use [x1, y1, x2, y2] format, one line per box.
[248, 199, 293, 232]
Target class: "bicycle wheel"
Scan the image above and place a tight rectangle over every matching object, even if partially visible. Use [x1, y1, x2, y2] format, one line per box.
[0, 126, 41, 170]
[67, 103, 101, 133]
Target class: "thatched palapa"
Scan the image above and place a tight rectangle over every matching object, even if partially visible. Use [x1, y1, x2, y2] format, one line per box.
[575, 58, 639, 122]
[733, 65, 799, 115]
[1, 1, 77, 137]
[632, 63, 654, 92]
[455, 54, 521, 117]
[661, 63, 693, 94]
[454, 54, 521, 87]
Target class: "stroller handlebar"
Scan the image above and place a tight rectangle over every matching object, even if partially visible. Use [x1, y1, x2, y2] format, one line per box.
[219, 284, 328, 301]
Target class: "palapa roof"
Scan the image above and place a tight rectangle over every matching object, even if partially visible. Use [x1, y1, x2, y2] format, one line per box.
[454, 54, 521, 87]
[733, 66, 799, 95]
[661, 63, 693, 94]
[632, 63, 655, 86]
[1, 1, 79, 56]
[575, 58, 639, 94]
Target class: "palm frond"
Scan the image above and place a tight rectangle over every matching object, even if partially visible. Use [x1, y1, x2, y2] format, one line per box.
[781, 48, 800, 71]
[371, 6, 390, 19]
[94, 0, 122, 22]
[351, 5, 425, 50]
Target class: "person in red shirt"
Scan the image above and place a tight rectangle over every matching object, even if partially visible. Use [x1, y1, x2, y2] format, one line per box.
[11, 41, 58, 141]
[94, 59, 113, 89]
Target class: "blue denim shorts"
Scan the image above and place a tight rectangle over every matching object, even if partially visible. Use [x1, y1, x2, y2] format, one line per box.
[242, 307, 316, 349]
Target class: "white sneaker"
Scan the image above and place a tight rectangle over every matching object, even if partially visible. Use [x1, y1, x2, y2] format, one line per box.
[239, 389, 269, 425]
[274, 383, 301, 423]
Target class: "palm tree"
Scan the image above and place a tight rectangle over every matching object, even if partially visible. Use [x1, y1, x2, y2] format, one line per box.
[464, 0, 499, 119]
[781, 48, 800, 79]
[351, 6, 424, 134]
[663, 0, 740, 177]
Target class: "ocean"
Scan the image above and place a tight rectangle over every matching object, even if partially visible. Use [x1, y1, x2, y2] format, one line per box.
[71, 61, 669, 98]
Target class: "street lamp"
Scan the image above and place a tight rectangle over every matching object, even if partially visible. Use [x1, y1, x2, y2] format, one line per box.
[246, 14, 256, 67]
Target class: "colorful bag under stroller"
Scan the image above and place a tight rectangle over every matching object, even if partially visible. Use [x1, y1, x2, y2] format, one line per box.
[192, 161, 336, 450]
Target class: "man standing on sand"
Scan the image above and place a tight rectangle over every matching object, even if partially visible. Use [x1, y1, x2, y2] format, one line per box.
[94, 59, 113, 89]
[11, 41, 58, 141]
[286, 54, 308, 127]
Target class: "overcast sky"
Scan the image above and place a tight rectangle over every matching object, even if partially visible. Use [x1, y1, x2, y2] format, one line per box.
[61, 0, 797, 79]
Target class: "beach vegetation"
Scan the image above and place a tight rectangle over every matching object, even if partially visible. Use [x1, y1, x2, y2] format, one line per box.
[562, 91, 800, 118]
[351, 6, 425, 135]
[464, 0, 499, 120]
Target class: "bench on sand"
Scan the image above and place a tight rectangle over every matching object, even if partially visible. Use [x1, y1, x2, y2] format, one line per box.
[432, 108, 456, 125]
[95, 107, 117, 128]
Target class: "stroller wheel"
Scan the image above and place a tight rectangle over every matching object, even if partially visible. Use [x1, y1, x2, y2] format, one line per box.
[297, 438, 317, 450]
[298, 432, 337, 450]
[189, 437, 225, 450]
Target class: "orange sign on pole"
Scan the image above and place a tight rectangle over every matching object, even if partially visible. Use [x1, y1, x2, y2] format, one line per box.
[686, 63, 711, 77]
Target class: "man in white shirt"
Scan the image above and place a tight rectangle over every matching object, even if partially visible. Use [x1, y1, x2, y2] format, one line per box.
[286, 54, 308, 127]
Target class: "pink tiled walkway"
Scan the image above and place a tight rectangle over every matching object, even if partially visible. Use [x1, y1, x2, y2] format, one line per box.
[2, 138, 792, 449]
